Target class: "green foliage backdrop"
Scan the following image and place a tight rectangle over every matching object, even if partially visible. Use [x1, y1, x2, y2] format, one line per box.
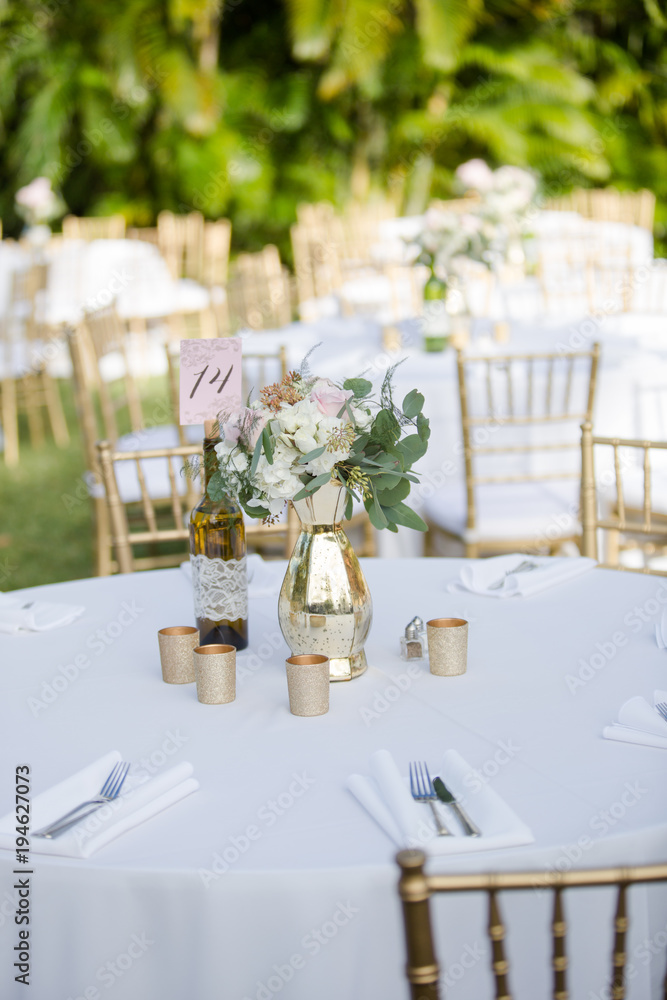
[1, 0, 666, 255]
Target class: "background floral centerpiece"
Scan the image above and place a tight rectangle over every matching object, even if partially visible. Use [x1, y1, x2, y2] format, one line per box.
[209, 363, 430, 534]
[455, 159, 538, 270]
[14, 177, 64, 248]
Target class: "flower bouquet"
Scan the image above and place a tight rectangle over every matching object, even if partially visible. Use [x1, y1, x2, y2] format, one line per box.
[15, 177, 64, 250]
[208, 363, 430, 534]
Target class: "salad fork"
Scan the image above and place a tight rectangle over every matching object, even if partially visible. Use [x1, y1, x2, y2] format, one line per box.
[487, 559, 539, 590]
[33, 761, 130, 839]
[409, 761, 451, 836]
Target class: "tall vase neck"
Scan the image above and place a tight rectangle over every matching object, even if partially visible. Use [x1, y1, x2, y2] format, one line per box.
[292, 481, 347, 526]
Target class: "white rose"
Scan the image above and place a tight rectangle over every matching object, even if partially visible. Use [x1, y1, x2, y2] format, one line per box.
[351, 405, 372, 431]
[294, 424, 319, 455]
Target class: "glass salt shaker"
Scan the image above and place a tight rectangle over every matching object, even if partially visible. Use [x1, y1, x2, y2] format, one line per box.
[400, 622, 424, 660]
[410, 616, 428, 649]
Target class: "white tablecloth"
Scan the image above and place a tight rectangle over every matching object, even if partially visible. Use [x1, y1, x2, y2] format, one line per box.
[1, 560, 667, 999]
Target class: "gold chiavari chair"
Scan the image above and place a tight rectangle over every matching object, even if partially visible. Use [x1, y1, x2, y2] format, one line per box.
[0, 264, 69, 466]
[62, 214, 126, 240]
[291, 220, 344, 310]
[424, 345, 600, 558]
[226, 246, 293, 332]
[581, 422, 667, 575]
[96, 439, 301, 573]
[202, 218, 232, 288]
[546, 188, 656, 231]
[66, 308, 189, 574]
[157, 210, 204, 282]
[397, 848, 667, 1000]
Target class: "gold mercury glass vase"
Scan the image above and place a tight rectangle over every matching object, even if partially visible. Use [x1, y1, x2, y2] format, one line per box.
[278, 480, 372, 681]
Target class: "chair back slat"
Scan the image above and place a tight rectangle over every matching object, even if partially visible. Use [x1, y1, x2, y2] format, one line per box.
[551, 887, 568, 1000]
[134, 455, 158, 535]
[611, 883, 629, 1000]
[488, 889, 512, 1000]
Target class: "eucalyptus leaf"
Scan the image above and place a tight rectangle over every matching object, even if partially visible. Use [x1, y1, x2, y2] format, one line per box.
[262, 426, 274, 464]
[417, 412, 431, 442]
[305, 472, 334, 492]
[297, 445, 326, 464]
[343, 377, 372, 398]
[402, 389, 425, 418]
[376, 477, 411, 505]
[239, 498, 270, 520]
[365, 493, 388, 529]
[249, 432, 265, 477]
[206, 470, 225, 502]
[384, 501, 428, 532]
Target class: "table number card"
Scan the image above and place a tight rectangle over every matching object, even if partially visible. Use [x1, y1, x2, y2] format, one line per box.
[179, 339, 242, 425]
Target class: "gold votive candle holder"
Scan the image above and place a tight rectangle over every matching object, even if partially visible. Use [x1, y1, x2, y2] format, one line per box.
[194, 644, 236, 705]
[158, 626, 199, 684]
[285, 654, 330, 717]
[426, 618, 468, 677]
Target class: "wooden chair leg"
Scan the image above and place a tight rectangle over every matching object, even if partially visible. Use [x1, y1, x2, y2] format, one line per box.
[41, 371, 69, 447]
[23, 374, 45, 448]
[1, 378, 20, 467]
[93, 496, 113, 577]
[605, 528, 620, 568]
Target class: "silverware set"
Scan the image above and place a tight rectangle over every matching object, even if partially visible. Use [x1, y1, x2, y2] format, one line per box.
[409, 760, 481, 838]
[33, 761, 130, 840]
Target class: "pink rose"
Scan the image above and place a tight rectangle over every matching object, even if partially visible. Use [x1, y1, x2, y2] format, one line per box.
[15, 177, 54, 210]
[455, 159, 494, 193]
[310, 379, 353, 418]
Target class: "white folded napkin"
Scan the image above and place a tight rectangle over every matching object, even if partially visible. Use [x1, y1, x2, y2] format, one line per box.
[603, 690, 667, 749]
[0, 593, 85, 633]
[448, 554, 596, 598]
[180, 553, 283, 598]
[656, 608, 667, 650]
[0, 751, 198, 858]
[347, 749, 534, 856]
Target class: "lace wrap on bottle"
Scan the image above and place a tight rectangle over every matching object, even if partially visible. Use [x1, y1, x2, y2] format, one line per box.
[191, 554, 248, 621]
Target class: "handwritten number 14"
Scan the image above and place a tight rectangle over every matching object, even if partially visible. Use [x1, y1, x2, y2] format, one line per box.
[190, 364, 234, 399]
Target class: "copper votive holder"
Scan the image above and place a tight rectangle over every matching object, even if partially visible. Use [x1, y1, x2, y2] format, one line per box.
[426, 618, 468, 677]
[158, 626, 199, 684]
[285, 654, 330, 717]
[194, 644, 236, 704]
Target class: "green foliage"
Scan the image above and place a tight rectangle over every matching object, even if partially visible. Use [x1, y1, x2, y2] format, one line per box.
[0, 0, 664, 250]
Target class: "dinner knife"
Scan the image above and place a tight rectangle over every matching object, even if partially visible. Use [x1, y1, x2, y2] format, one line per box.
[433, 777, 481, 837]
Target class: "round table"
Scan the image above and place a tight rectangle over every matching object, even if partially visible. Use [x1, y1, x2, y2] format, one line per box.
[1, 559, 667, 999]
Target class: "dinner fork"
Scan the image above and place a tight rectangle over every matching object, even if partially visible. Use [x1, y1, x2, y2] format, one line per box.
[487, 560, 539, 590]
[409, 761, 451, 837]
[33, 761, 130, 839]
[655, 702, 667, 723]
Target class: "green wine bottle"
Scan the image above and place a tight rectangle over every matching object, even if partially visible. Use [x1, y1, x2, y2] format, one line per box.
[189, 435, 248, 649]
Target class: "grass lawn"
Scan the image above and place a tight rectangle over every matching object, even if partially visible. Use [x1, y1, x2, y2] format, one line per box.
[0, 376, 176, 591]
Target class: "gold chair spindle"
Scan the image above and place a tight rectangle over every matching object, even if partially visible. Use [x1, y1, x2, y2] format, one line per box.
[552, 887, 568, 1000]
[488, 888, 512, 1000]
[611, 882, 629, 1000]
